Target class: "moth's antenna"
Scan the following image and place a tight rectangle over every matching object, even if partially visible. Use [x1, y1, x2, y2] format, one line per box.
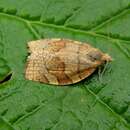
[101, 61, 109, 76]
[98, 66, 102, 83]
[98, 61, 109, 83]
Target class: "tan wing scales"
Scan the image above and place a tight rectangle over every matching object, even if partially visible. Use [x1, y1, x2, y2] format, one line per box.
[25, 38, 112, 85]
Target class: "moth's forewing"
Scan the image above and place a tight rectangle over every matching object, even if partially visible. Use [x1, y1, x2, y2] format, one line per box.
[25, 39, 112, 85]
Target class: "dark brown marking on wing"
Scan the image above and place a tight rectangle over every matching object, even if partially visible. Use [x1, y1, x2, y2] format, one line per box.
[48, 57, 72, 85]
[39, 74, 49, 83]
[48, 39, 66, 52]
[46, 57, 65, 71]
[50, 70, 73, 85]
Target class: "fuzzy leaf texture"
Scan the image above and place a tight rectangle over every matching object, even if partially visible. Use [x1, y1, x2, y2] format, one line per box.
[0, 0, 130, 130]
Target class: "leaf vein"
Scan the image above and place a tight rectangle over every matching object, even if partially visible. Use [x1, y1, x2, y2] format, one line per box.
[90, 5, 130, 30]
[0, 12, 130, 44]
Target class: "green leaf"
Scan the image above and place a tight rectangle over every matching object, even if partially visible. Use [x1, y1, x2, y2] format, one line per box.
[0, 0, 130, 130]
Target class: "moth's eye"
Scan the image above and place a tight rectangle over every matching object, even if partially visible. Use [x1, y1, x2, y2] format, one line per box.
[87, 51, 102, 61]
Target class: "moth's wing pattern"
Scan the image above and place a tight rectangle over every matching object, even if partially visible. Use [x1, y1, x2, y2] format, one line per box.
[25, 39, 73, 85]
[44, 40, 98, 85]
[25, 38, 112, 85]
[27, 39, 50, 53]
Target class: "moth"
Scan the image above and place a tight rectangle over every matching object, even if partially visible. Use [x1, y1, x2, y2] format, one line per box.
[25, 38, 112, 85]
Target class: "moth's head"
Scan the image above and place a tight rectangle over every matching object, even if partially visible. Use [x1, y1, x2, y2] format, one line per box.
[101, 53, 112, 62]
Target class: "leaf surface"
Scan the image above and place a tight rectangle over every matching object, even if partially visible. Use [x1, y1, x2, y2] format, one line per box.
[0, 0, 130, 130]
